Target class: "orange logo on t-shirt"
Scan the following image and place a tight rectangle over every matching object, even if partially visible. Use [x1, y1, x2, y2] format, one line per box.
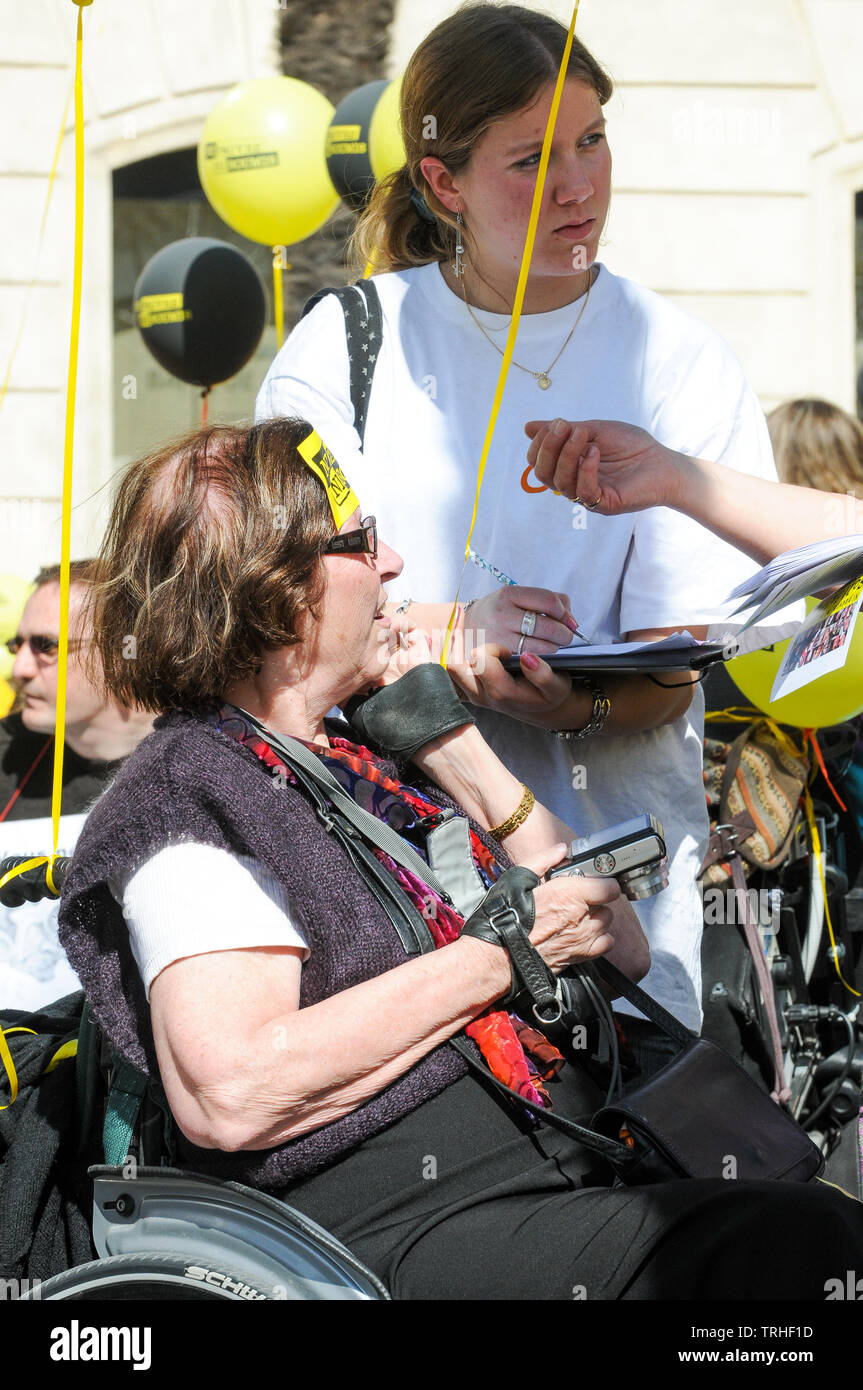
[520, 464, 560, 495]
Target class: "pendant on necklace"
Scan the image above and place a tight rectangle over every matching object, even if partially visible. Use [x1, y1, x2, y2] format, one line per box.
[537, 373, 551, 390]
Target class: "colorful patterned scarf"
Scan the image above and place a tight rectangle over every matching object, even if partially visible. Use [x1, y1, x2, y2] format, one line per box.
[213, 703, 564, 1107]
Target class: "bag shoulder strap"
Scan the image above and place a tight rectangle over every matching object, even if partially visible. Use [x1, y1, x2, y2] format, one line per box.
[592, 958, 696, 1049]
[232, 708, 454, 906]
[300, 279, 383, 449]
[449, 1036, 631, 1167]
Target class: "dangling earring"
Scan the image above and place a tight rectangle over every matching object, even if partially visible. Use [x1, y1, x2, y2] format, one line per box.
[452, 210, 465, 278]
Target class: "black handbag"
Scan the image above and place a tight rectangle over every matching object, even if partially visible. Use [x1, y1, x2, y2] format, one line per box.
[455, 958, 824, 1186]
[588, 962, 823, 1184]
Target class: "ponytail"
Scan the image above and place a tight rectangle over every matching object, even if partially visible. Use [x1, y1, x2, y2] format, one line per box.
[348, 163, 458, 275]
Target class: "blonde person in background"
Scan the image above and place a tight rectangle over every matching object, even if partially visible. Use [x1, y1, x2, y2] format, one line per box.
[768, 398, 863, 496]
[257, 1, 794, 1064]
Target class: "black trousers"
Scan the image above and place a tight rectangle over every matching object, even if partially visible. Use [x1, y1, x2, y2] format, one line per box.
[282, 1073, 863, 1300]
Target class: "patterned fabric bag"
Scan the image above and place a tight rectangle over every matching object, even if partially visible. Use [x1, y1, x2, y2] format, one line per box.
[701, 718, 811, 888]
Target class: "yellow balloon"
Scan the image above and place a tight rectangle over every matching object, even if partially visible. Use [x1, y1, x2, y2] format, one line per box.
[369, 75, 405, 181]
[727, 598, 863, 728]
[0, 573, 33, 682]
[198, 78, 340, 246]
[0, 678, 15, 718]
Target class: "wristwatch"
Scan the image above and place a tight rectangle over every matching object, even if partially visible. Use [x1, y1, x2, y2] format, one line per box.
[555, 676, 611, 741]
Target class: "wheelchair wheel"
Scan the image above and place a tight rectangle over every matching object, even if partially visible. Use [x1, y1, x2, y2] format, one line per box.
[33, 1253, 285, 1300]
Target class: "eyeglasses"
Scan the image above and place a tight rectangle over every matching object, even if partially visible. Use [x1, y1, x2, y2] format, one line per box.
[6, 634, 84, 662]
[321, 516, 378, 560]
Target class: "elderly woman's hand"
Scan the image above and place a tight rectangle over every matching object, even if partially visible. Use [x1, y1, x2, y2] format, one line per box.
[527, 872, 617, 972]
[376, 619, 435, 685]
[520, 843, 650, 983]
[524, 419, 686, 515]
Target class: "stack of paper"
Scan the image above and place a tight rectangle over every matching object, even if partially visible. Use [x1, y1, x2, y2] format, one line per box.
[726, 534, 863, 631]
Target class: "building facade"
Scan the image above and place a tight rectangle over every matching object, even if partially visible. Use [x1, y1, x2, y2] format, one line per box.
[2, 0, 862, 579]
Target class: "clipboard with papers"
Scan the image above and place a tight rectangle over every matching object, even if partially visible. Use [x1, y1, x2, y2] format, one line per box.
[502, 534, 863, 685]
[503, 632, 730, 675]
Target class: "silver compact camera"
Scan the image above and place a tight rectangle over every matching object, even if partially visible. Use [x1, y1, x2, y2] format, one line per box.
[545, 813, 669, 900]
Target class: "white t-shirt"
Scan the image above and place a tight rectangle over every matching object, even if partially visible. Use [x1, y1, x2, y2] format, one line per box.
[255, 261, 793, 1031]
[0, 813, 84, 1012]
[109, 843, 309, 1001]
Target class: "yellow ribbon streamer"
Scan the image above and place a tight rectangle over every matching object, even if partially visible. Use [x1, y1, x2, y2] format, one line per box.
[803, 787, 860, 997]
[0, 80, 74, 416]
[0, 1026, 76, 1110]
[442, 0, 582, 664]
[0, 855, 54, 1106]
[704, 709, 859, 993]
[272, 246, 288, 349]
[48, 1, 87, 894]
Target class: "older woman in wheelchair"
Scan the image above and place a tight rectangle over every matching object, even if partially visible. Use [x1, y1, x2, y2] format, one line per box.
[49, 419, 863, 1300]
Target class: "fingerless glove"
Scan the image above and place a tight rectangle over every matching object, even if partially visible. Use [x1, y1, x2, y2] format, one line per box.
[344, 662, 475, 761]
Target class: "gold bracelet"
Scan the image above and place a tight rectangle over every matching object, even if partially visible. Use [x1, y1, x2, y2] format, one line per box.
[489, 784, 536, 841]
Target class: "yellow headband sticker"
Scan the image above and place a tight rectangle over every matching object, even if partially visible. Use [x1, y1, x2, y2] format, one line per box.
[297, 428, 359, 529]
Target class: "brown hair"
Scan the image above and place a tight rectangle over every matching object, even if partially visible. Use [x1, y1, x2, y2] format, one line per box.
[767, 398, 863, 493]
[34, 559, 99, 588]
[90, 419, 335, 712]
[349, 2, 613, 275]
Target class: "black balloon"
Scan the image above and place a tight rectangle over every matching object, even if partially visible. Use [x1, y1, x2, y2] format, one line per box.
[133, 237, 266, 388]
[326, 80, 388, 212]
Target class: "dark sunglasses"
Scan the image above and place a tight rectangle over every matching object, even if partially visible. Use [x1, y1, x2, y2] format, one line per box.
[321, 515, 378, 560]
[7, 634, 60, 659]
[6, 634, 83, 660]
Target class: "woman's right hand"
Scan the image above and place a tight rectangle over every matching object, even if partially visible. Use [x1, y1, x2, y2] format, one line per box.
[519, 843, 619, 973]
[529, 875, 620, 972]
[523, 418, 685, 516]
[461, 585, 580, 658]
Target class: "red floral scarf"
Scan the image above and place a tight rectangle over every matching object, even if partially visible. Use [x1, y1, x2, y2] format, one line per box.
[213, 704, 564, 1107]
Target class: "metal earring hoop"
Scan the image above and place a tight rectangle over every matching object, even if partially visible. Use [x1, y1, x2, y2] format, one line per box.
[452, 210, 465, 278]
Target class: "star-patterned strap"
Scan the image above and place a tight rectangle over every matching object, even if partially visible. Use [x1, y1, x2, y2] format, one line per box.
[300, 279, 383, 451]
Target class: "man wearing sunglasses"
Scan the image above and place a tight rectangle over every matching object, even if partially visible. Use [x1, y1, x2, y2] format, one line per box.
[1, 561, 152, 1009]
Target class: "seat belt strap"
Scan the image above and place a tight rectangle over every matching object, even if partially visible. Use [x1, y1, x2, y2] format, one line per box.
[103, 1061, 148, 1167]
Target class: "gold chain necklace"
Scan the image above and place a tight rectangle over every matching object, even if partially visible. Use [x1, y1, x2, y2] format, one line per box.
[459, 268, 593, 390]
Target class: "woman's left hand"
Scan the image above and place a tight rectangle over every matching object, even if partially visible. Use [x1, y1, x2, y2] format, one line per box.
[448, 642, 582, 728]
[375, 619, 435, 686]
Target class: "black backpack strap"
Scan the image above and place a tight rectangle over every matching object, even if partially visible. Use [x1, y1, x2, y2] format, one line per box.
[300, 279, 382, 450]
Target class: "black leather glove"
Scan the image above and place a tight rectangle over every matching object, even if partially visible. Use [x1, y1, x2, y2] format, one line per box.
[344, 662, 475, 761]
[460, 866, 562, 1024]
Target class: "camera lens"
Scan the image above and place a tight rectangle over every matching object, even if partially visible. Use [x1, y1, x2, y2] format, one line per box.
[618, 856, 669, 900]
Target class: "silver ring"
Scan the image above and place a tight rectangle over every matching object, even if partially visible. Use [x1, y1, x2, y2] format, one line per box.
[517, 633, 527, 657]
[520, 610, 538, 637]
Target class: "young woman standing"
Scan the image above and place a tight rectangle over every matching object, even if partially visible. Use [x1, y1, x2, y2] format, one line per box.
[256, 3, 787, 1049]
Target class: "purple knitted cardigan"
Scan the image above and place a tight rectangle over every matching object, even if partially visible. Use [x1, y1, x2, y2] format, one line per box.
[58, 708, 468, 1188]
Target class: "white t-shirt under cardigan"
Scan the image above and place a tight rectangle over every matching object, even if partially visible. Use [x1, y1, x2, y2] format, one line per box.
[255, 261, 795, 1032]
[109, 842, 308, 1001]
